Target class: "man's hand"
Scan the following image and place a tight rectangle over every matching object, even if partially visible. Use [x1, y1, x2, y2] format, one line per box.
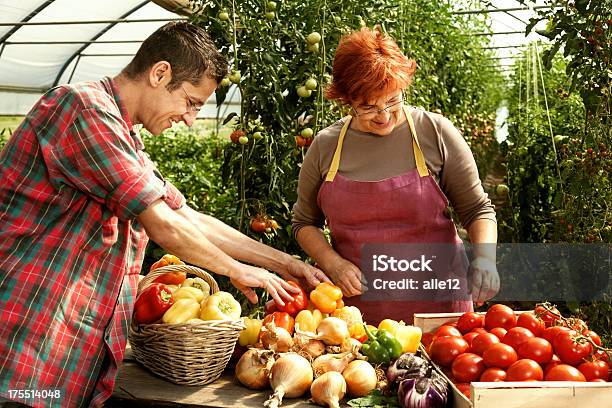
[277, 258, 331, 291]
[468, 256, 500, 304]
[325, 258, 365, 297]
[229, 264, 300, 305]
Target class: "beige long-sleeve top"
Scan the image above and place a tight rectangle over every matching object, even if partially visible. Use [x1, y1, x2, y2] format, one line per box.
[291, 107, 496, 237]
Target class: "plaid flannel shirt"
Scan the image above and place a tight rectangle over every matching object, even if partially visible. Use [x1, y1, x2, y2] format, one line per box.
[0, 77, 185, 407]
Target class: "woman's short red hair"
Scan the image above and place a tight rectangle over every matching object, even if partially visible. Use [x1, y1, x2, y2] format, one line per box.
[325, 28, 416, 104]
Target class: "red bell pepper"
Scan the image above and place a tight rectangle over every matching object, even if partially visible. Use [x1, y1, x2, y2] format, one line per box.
[275, 281, 308, 316]
[134, 283, 174, 324]
[262, 312, 295, 336]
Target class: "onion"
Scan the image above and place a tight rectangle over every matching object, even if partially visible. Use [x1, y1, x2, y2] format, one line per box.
[235, 349, 275, 390]
[339, 337, 363, 353]
[261, 324, 293, 352]
[312, 351, 356, 378]
[342, 360, 377, 397]
[310, 371, 346, 408]
[316, 317, 350, 346]
[264, 353, 313, 408]
[293, 333, 326, 359]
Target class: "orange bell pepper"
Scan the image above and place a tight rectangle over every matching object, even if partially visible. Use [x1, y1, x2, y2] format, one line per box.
[151, 254, 186, 285]
[309, 282, 343, 314]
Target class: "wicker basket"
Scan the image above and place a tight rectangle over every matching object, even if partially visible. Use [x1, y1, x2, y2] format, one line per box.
[128, 264, 245, 386]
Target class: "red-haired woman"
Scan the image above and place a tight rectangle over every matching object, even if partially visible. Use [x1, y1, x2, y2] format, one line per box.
[292, 28, 499, 325]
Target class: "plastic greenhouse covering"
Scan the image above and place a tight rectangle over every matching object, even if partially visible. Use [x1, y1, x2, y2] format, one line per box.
[0, 0, 240, 117]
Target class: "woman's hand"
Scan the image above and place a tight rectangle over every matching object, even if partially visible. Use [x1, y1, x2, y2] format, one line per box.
[277, 258, 331, 291]
[468, 256, 500, 304]
[325, 257, 365, 297]
[229, 264, 300, 305]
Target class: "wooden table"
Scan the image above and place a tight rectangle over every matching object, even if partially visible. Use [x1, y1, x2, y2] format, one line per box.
[107, 345, 320, 408]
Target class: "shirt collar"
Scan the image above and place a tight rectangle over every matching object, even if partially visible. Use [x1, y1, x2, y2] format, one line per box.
[101, 76, 145, 150]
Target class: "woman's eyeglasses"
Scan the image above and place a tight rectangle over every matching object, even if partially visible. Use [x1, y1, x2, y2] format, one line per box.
[352, 94, 404, 118]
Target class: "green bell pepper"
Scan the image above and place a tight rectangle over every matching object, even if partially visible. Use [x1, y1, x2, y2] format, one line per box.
[361, 324, 403, 365]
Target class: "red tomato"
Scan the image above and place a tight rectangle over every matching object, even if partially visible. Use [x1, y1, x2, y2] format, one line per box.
[457, 312, 484, 334]
[470, 327, 489, 335]
[471, 333, 501, 356]
[593, 350, 610, 364]
[534, 304, 560, 327]
[452, 353, 486, 383]
[518, 337, 553, 364]
[250, 218, 268, 233]
[434, 325, 463, 339]
[590, 378, 607, 382]
[421, 332, 434, 348]
[485, 304, 517, 330]
[545, 364, 586, 381]
[543, 354, 562, 377]
[489, 327, 507, 340]
[517, 312, 546, 336]
[454, 383, 471, 399]
[480, 367, 507, 382]
[463, 331, 481, 349]
[483, 343, 518, 369]
[566, 318, 588, 334]
[553, 330, 593, 366]
[586, 330, 602, 347]
[578, 360, 610, 381]
[542, 326, 570, 344]
[503, 327, 535, 351]
[429, 336, 470, 367]
[506, 359, 543, 381]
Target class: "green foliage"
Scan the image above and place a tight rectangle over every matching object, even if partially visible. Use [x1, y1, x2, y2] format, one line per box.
[187, 0, 506, 255]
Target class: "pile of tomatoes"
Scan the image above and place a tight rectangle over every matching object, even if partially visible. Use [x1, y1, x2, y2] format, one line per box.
[423, 303, 610, 399]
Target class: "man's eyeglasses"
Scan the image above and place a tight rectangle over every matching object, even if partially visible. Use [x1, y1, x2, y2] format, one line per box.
[352, 93, 404, 118]
[181, 85, 203, 113]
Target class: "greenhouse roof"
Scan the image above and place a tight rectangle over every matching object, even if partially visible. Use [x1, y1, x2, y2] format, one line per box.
[0, 0, 549, 116]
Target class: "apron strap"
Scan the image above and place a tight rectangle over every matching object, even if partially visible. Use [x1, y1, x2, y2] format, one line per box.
[403, 105, 429, 177]
[325, 107, 428, 182]
[325, 116, 352, 182]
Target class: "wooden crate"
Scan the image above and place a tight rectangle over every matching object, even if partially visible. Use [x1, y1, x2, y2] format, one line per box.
[413, 312, 612, 408]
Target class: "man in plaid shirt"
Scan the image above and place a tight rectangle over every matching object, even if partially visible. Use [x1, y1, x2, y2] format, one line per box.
[0, 22, 328, 407]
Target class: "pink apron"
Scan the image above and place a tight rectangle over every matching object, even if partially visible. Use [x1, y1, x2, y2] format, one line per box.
[317, 106, 473, 325]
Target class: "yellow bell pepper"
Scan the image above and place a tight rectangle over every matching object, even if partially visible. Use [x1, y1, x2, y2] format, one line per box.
[181, 277, 211, 297]
[200, 291, 242, 320]
[172, 286, 206, 303]
[332, 306, 363, 338]
[238, 317, 262, 346]
[310, 282, 343, 314]
[162, 298, 200, 324]
[165, 284, 180, 293]
[295, 308, 324, 332]
[378, 319, 422, 353]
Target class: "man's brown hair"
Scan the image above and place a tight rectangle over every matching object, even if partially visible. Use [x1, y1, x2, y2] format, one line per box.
[122, 21, 228, 90]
